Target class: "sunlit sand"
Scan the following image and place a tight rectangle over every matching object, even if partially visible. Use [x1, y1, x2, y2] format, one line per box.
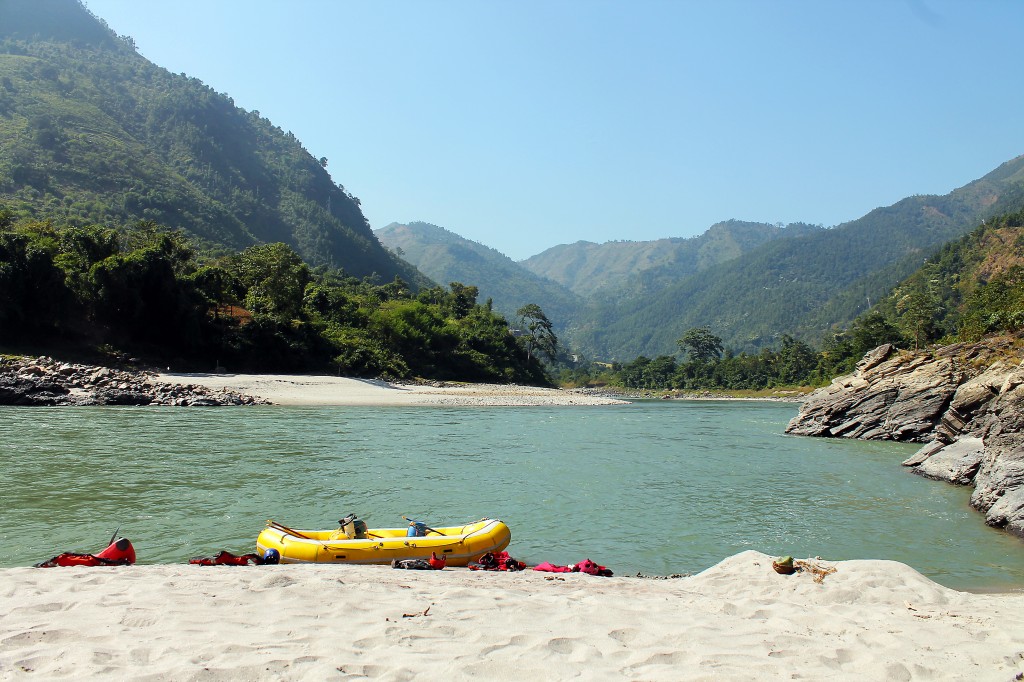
[155, 372, 629, 406]
[3, 551, 1022, 679]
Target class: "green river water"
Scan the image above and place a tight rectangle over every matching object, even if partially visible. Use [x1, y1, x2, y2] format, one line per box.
[2, 400, 1022, 590]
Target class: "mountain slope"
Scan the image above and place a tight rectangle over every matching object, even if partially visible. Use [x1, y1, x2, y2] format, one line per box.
[0, 0, 425, 285]
[520, 220, 820, 297]
[570, 155, 1024, 360]
[870, 208, 1024, 343]
[376, 221, 581, 327]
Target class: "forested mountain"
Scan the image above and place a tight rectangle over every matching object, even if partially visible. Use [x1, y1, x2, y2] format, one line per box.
[521, 220, 820, 297]
[0, 0, 425, 285]
[375, 221, 582, 329]
[569, 155, 1024, 360]
[871, 209, 1024, 345]
[602, 207, 1024, 395]
[381, 154, 1024, 363]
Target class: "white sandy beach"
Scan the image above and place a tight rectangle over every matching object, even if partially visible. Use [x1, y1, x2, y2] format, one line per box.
[2, 551, 1022, 680]
[155, 372, 629, 406]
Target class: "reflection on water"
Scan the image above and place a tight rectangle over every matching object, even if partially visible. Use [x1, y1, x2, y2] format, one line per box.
[2, 401, 1023, 590]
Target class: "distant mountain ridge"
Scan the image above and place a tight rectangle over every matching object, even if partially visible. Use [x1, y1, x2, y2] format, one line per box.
[521, 220, 821, 297]
[571, 155, 1024, 359]
[375, 221, 581, 327]
[0, 0, 425, 285]
[384, 155, 1024, 362]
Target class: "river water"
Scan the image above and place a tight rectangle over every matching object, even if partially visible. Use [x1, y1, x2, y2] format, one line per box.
[2, 400, 1022, 590]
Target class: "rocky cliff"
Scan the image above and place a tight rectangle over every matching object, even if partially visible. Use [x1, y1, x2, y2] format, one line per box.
[786, 337, 1024, 538]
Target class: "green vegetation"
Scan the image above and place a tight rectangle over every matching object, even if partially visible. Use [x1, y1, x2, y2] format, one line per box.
[569, 210, 1024, 393]
[376, 221, 582, 333]
[554, 160, 1024, 360]
[606, 332, 819, 391]
[0, 0, 424, 286]
[521, 220, 819, 297]
[874, 209, 1024, 345]
[0, 215, 551, 383]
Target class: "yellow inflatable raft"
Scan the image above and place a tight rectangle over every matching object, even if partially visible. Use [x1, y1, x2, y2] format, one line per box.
[256, 518, 511, 566]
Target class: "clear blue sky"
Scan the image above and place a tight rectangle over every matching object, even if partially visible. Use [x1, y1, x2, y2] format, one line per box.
[85, 0, 1024, 261]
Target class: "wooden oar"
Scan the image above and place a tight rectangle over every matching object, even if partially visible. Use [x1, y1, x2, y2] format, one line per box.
[402, 515, 446, 537]
[271, 519, 384, 540]
[266, 519, 314, 540]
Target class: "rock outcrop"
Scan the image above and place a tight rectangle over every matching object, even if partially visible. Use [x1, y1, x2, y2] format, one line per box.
[0, 356, 268, 406]
[786, 337, 1024, 539]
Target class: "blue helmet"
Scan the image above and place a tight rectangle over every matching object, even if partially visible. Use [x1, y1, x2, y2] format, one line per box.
[263, 548, 281, 565]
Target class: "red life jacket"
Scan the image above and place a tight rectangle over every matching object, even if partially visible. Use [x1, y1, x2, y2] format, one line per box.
[428, 551, 446, 570]
[533, 558, 614, 576]
[574, 558, 613, 576]
[469, 551, 526, 571]
[188, 550, 263, 566]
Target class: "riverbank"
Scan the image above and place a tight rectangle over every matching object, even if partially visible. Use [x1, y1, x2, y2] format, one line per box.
[2, 353, 812, 407]
[156, 372, 631, 406]
[573, 386, 811, 402]
[154, 374, 811, 406]
[2, 550, 1021, 680]
[0, 356, 267, 406]
[0, 354, 629, 407]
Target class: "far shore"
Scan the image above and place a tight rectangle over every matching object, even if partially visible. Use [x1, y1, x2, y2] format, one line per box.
[155, 372, 632, 407]
[153, 372, 815, 407]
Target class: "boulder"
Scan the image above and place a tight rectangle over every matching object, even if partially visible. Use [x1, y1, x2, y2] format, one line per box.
[787, 350, 958, 442]
[0, 356, 268, 408]
[910, 436, 985, 485]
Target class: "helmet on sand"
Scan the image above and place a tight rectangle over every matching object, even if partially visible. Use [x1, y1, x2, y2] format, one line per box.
[263, 548, 281, 565]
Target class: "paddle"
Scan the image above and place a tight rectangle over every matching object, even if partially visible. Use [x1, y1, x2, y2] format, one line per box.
[266, 519, 314, 540]
[402, 515, 446, 537]
[108, 525, 121, 545]
[270, 519, 383, 541]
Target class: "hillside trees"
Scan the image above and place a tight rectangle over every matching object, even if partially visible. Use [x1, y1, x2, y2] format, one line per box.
[0, 215, 550, 383]
[958, 267, 1024, 341]
[0, 5, 426, 285]
[893, 265, 942, 350]
[0, 229, 71, 335]
[607, 211, 1024, 392]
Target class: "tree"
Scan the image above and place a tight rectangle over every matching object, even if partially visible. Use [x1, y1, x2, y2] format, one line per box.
[228, 243, 311, 323]
[516, 303, 557, 363]
[777, 335, 816, 385]
[677, 327, 724, 362]
[895, 282, 940, 351]
[446, 282, 478, 319]
[850, 310, 905, 354]
[645, 355, 678, 388]
[0, 232, 71, 338]
[619, 356, 651, 389]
